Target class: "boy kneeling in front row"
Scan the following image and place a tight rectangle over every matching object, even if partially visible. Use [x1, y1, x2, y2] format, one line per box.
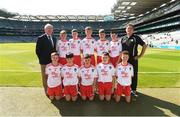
[45, 52, 63, 101]
[79, 54, 98, 101]
[114, 51, 134, 103]
[61, 53, 79, 101]
[96, 52, 116, 101]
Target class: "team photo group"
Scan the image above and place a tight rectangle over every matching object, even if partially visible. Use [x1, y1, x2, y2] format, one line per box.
[36, 23, 147, 103]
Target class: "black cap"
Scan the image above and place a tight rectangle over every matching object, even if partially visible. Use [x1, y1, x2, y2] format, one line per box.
[102, 51, 110, 57]
[66, 52, 74, 58]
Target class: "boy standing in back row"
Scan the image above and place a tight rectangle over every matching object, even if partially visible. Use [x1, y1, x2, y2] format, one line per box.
[96, 29, 110, 64]
[81, 26, 96, 66]
[109, 30, 122, 67]
[56, 30, 71, 65]
[69, 29, 82, 67]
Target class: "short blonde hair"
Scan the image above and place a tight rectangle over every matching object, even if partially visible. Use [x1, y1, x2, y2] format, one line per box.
[60, 30, 67, 34]
[126, 23, 134, 29]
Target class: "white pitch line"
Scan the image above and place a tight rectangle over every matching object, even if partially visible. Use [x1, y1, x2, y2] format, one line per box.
[0, 70, 180, 74]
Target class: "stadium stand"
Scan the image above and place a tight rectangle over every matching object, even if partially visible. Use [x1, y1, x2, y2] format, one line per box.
[141, 30, 180, 49]
[0, 0, 179, 49]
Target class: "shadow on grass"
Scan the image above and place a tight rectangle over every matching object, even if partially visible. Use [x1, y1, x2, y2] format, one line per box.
[51, 93, 180, 116]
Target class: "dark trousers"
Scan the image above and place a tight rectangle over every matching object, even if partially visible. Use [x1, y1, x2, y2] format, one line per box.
[128, 59, 138, 91]
[40, 65, 48, 94]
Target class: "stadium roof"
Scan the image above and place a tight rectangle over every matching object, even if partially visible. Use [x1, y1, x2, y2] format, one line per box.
[0, 0, 178, 22]
[4, 15, 114, 22]
[111, 0, 175, 20]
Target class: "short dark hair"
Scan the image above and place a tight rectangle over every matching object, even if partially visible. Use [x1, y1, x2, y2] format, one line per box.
[121, 50, 129, 56]
[51, 52, 59, 57]
[84, 54, 91, 59]
[110, 30, 117, 34]
[102, 51, 110, 57]
[99, 29, 105, 33]
[85, 26, 92, 30]
[71, 29, 78, 33]
[66, 52, 74, 58]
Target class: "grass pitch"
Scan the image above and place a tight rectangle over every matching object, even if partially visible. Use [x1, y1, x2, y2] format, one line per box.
[0, 43, 180, 87]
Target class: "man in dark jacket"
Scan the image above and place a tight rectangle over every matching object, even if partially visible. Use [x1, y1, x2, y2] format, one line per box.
[121, 24, 147, 97]
[36, 23, 57, 96]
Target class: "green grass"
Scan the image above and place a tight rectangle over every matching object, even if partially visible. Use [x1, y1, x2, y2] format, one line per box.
[0, 43, 41, 87]
[0, 43, 180, 87]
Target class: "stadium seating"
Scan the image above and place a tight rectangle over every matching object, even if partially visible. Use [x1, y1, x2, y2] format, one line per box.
[141, 30, 180, 49]
[0, 0, 179, 46]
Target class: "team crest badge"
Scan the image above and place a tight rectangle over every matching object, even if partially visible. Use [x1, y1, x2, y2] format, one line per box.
[74, 68, 77, 72]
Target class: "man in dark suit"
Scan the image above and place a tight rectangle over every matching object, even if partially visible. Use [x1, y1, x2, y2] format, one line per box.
[36, 23, 57, 96]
